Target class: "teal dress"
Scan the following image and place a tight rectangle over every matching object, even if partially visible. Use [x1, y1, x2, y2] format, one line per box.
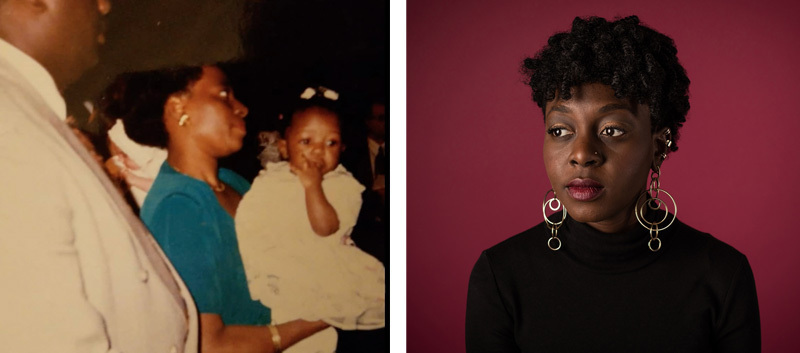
[141, 161, 271, 325]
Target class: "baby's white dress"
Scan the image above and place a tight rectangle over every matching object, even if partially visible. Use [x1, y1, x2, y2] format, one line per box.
[236, 162, 385, 337]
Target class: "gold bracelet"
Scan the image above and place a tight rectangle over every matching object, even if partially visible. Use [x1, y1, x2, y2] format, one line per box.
[268, 324, 282, 353]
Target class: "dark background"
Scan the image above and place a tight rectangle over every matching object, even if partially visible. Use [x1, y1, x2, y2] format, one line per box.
[66, 0, 387, 181]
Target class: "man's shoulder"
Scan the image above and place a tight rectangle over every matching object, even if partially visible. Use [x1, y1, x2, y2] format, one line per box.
[0, 73, 29, 134]
[0, 68, 52, 137]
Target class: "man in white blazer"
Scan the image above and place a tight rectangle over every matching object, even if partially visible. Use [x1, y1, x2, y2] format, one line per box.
[0, 0, 199, 352]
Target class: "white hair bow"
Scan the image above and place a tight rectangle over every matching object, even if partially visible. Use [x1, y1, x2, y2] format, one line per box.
[299, 86, 339, 101]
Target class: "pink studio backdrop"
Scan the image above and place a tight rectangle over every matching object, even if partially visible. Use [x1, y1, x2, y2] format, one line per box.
[407, 0, 800, 352]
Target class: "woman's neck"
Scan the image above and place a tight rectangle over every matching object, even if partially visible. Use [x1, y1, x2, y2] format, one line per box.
[583, 195, 643, 234]
[166, 144, 221, 187]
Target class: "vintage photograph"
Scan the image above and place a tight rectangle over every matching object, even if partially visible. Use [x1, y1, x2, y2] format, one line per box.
[0, 0, 387, 352]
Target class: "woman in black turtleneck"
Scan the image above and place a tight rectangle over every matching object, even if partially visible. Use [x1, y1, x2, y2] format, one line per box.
[465, 16, 760, 353]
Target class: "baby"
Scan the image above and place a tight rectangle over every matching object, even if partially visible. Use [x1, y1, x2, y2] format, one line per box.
[236, 88, 385, 337]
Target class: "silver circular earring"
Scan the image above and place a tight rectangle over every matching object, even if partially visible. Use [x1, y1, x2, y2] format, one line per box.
[543, 189, 567, 251]
[635, 165, 677, 252]
[634, 129, 677, 252]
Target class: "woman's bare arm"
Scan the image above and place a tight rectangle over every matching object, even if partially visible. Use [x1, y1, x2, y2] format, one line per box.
[200, 313, 330, 353]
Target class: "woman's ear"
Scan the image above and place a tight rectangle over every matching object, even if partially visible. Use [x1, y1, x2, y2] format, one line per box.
[651, 127, 670, 169]
[165, 96, 185, 122]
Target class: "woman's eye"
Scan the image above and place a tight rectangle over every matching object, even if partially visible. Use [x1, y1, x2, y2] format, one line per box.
[219, 90, 229, 98]
[299, 138, 310, 145]
[600, 127, 625, 137]
[326, 140, 339, 147]
[547, 127, 572, 137]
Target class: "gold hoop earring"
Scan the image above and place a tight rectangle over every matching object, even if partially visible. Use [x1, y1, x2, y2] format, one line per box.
[664, 128, 673, 148]
[635, 166, 677, 252]
[543, 189, 567, 251]
[178, 114, 190, 126]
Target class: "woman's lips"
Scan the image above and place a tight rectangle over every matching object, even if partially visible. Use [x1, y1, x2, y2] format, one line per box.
[232, 121, 246, 133]
[566, 179, 604, 201]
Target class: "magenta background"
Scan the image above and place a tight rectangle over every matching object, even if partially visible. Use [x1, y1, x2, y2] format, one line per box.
[407, 0, 800, 352]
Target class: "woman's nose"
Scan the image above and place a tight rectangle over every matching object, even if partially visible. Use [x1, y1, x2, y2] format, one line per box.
[233, 99, 248, 118]
[569, 134, 602, 167]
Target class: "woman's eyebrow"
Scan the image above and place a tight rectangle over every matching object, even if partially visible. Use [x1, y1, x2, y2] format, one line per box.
[217, 77, 232, 90]
[545, 104, 571, 118]
[598, 103, 633, 113]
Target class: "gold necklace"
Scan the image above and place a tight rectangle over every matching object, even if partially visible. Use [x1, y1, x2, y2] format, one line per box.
[170, 164, 226, 192]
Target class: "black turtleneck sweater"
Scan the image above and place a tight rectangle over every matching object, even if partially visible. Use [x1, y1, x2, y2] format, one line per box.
[466, 216, 760, 352]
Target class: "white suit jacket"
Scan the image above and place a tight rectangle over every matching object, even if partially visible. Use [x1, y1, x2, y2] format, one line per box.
[0, 42, 199, 353]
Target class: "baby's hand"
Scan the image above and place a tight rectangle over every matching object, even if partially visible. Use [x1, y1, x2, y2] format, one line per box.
[290, 155, 323, 189]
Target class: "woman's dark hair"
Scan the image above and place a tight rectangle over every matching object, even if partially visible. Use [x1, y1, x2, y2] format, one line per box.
[279, 87, 343, 135]
[522, 15, 690, 151]
[99, 66, 205, 148]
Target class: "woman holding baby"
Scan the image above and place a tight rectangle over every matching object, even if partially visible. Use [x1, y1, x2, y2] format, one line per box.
[102, 64, 384, 353]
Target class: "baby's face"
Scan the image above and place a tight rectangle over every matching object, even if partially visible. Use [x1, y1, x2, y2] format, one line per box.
[284, 107, 343, 174]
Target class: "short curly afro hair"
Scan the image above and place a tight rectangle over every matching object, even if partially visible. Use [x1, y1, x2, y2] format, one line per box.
[522, 15, 690, 152]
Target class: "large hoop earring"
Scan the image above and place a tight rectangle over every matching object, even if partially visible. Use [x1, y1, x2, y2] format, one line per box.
[635, 166, 677, 252]
[543, 189, 567, 251]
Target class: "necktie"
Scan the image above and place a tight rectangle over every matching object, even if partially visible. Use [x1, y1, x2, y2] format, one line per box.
[375, 145, 386, 176]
